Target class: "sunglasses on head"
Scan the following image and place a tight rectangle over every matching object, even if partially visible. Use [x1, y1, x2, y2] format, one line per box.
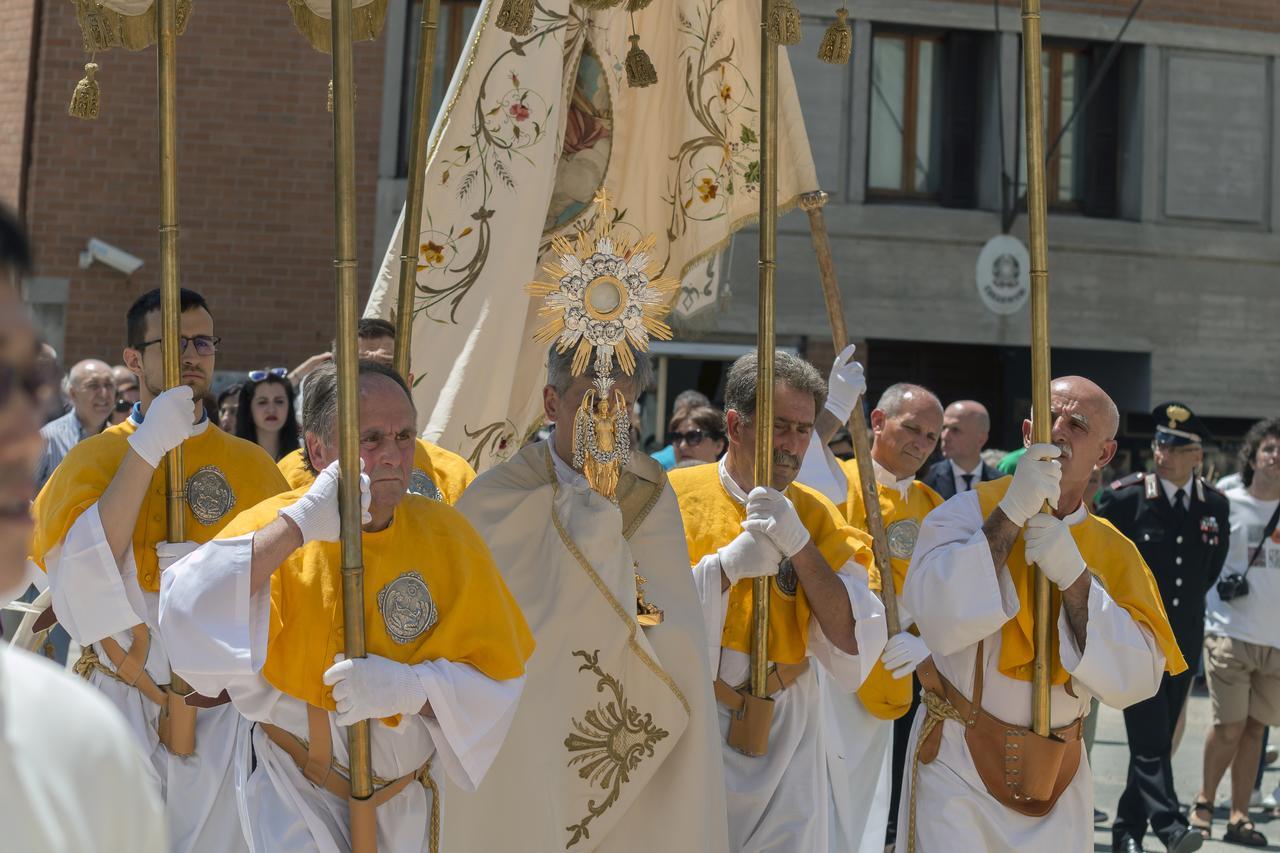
[248, 367, 287, 382]
[670, 429, 720, 447]
[114, 397, 133, 413]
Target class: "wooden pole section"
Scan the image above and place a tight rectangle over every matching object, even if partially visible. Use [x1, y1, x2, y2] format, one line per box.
[156, 0, 196, 723]
[393, 0, 442, 379]
[799, 191, 900, 636]
[1021, 0, 1054, 738]
[330, 0, 373, 802]
[750, 0, 779, 700]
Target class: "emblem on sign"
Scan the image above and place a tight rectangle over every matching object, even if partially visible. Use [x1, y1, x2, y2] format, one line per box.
[185, 465, 236, 526]
[775, 558, 798, 596]
[377, 571, 438, 644]
[408, 469, 443, 501]
[886, 519, 921, 560]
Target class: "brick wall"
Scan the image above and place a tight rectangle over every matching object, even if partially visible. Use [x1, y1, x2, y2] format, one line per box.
[24, 1, 388, 372]
[954, 0, 1280, 32]
[0, 0, 37, 212]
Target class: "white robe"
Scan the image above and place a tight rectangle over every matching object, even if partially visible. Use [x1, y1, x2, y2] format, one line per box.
[449, 442, 730, 852]
[691, 459, 887, 853]
[157, 532, 524, 853]
[898, 491, 1166, 853]
[0, 643, 167, 852]
[45, 502, 249, 853]
[799, 438, 917, 853]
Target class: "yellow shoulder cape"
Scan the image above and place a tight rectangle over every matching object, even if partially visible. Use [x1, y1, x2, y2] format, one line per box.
[975, 477, 1186, 683]
[669, 462, 873, 666]
[840, 463, 943, 720]
[217, 489, 534, 724]
[31, 419, 288, 592]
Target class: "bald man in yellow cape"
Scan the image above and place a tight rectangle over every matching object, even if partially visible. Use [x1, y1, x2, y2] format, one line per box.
[899, 378, 1185, 853]
[445, 348, 730, 853]
[158, 362, 533, 852]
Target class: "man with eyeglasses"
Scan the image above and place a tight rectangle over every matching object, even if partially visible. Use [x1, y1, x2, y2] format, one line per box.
[0, 209, 166, 850]
[29, 286, 288, 853]
[34, 358, 116, 490]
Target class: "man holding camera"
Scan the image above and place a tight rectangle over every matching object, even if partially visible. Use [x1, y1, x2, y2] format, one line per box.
[1190, 417, 1280, 847]
[1096, 402, 1229, 853]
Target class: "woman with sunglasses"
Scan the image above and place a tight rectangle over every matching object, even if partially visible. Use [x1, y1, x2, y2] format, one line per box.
[233, 367, 299, 462]
[668, 405, 727, 467]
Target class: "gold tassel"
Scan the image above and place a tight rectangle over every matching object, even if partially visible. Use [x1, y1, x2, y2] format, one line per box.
[495, 0, 534, 35]
[625, 33, 657, 88]
[68, 62, 100, 120]
[766, 0, 802, 46]
[817, 8, 852, 64]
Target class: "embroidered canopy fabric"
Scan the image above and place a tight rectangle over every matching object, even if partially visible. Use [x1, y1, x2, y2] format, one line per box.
[367, 0, 820, 471]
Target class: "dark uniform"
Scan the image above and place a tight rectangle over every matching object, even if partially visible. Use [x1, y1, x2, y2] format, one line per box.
[1096, 402, 1230, 853]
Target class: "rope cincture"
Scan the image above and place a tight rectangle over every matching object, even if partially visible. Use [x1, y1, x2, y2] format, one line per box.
[906, 690, 966, 853]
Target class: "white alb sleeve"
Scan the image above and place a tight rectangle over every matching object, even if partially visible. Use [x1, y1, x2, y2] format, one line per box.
[48, 504, 147, 645]
[807, 559, 887, 693]
[1057, 575, 1165, 709]
[412, 661, 526, 791]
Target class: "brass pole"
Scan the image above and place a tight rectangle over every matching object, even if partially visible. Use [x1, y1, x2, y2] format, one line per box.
[799, 191, 900, 636]
[330, 0, 373, 801]
[750, 0, 779, 700]
[393, 0, 442, 379]
[1021, 0, 1053, 738]
[156, 0, 196, 718]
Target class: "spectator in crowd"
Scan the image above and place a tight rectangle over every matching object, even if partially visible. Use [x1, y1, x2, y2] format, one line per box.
[216, 383, 241, 432]
[33, 358, 115, 490]
[110, 364, 139, 405]
[34, 343, 65, 424]
[288, 316, 397, 398]
[233, 367, 298, 462]
[652, 388, 710, 470]
[1193, 417, 1280, 846]
[668, 404, 726, 467]
[922, 399, 1001, 498]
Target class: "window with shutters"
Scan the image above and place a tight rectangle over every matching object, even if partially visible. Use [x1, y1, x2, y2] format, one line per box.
[1016, 42, 1122, 217]
[395, 0, 481, 179]
[867, 29, 982, 207]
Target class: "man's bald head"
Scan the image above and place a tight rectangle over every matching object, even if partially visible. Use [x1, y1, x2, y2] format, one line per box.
[66, 358, 115, 430]
[941, 400, 990, 469]
[1021, 375, 1119, 516]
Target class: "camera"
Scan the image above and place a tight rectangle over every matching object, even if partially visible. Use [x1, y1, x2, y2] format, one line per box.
[1217, 572, 1250, 602]
[78, 238, 144, 276]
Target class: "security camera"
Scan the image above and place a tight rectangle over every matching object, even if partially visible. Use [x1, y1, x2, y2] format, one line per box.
[79, 238, 144, 276]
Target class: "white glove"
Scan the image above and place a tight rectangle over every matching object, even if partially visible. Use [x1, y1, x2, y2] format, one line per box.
[824, 344, 867, 424]
[718, 530, 784, 585]
[156, 540, 199, 573]
[881, 632, 930, 679]
[742, 487, 811, 558]
[998, 443, 1062, 526]
[279, 460, 371, 545]
[1022, 514, 1087, 589]
[127, 385, 196, 468]
[322, 654, 428, 726]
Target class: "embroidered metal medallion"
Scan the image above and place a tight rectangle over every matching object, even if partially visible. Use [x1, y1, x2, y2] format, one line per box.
[185, 465, 236, 526]
[376, 571, 438, 644]
[886, 518, 921, 560]
[407, 468, 443, 501]
[775, 558, 798, 596]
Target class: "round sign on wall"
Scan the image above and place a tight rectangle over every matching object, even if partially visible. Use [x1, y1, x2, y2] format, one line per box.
[975, 234, 1031, 315]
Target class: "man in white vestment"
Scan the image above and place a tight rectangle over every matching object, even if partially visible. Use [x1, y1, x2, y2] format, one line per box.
[28, 287, 288, 853]
[670, 350, 887, 853]
[448, 345, 731, 852]
[899, 376, 1186, 852]
[796, 351, 946, 853]
[159, 361, 534, 853]
[0, 211, 166, 852]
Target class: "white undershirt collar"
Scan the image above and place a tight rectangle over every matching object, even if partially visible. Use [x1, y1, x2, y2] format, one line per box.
[873, 459, 913, 498]
[1159, 475, 1194, 509]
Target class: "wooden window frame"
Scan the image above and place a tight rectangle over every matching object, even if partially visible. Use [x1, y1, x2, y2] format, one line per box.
[867, 30, 944, 200]
[1042, 43, 1087, 208]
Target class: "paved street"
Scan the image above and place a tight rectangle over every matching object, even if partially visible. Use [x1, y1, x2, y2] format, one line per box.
[1091, 689, 1280, 852]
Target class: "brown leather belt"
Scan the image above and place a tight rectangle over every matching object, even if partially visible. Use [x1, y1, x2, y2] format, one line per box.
[713, 659, 810, 711]
[259, 704, 439, 853]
